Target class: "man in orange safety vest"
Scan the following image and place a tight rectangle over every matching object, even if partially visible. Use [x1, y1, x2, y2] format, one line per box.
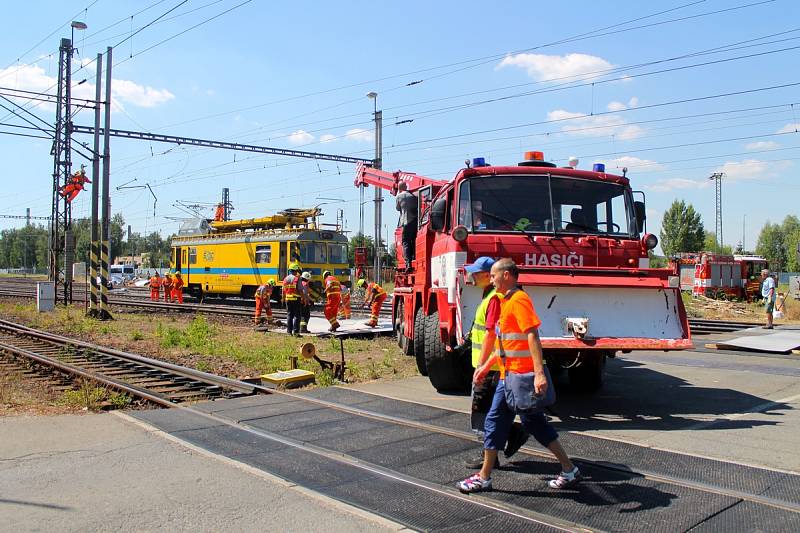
[323, 270, 341, 332]
[254, 279, 275, 326]
[149, 271, 161, 301]
[171, 272, 184, 304]
[358, 278, 386, 328]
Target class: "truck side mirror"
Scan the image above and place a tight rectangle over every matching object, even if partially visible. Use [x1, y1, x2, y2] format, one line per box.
[430, 198, 447, 232]
[634, 200, 646, 233]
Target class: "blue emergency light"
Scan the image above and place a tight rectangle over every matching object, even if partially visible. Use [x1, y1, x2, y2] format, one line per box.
[593, 163, 606, 173]
[472, 157, 487, 167]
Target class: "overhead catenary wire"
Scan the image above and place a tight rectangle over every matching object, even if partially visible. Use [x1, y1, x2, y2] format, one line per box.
[152, 0, 761, 131]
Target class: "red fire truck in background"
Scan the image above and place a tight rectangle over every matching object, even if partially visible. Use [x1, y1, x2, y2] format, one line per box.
[355, 152, 692, 393]
[675, 252, 768, 300]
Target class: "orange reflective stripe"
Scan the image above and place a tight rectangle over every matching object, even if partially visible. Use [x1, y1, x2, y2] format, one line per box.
[325, 276, 341, 295]
[370, 283, 386, 296]
[495, 289, 537, 374]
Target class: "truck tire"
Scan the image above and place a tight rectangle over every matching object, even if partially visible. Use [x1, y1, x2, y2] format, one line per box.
[395, 300, 413, 356]
[568, 352, 606, 392]
[423, 310, 471, 393]
[413, 307, 427, 375]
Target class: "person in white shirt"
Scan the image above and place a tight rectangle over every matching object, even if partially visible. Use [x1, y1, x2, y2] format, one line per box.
[760, 269, 776, 329]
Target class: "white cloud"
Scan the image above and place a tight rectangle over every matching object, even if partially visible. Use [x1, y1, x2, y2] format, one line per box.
[319, 134, 337, 143]
[0, 64, 174, 110]
[111, 79, 174, 108]
[646, 178, 709, 193]
[547, 109, 645, 140]
[606, 96, 639, 112]
[609, 156, 665, 172]
[287, 130, 314, 144]
[714, 159, 791, 181]
[744, 141, 780, 151]
[777, 123, 799, 134]
[345, 128, 373, 142]
[497, 53, 614, 81]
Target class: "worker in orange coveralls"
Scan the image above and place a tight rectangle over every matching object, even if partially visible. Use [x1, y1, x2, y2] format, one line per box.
[322, 270, 341, 332]
[339, 285, 352, 320]
[149, 271, 161, 301]
[358, 278, 386, 328]
[59, 167, 91, 202]
[171, 271, 184, 304]
[254, 279, 275, 326]
[214, 203, 225, 221]
[162, 273, 173, 302]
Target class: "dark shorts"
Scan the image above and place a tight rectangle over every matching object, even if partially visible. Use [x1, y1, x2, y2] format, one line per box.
[765, 298, 775, 313]
[483, 379, 558, 450]
[470, 371, 500, 434]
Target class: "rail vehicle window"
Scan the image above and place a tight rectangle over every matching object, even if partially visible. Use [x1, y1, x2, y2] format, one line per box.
[188, 247, 197, 265]
[110, 265, 123, 274]
[297, 242, 327, 264]
[255, 245, 272, 264]
[327, 243, 347, 264]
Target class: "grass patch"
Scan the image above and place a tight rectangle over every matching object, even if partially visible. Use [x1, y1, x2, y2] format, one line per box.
[61, 380, 107, 411]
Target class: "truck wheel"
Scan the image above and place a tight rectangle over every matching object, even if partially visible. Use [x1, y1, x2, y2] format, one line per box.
[568, 352, 606, 392]
[423, 310, 470, 393]
[413, 307, 427, 375]
[395, 300, 413, 356]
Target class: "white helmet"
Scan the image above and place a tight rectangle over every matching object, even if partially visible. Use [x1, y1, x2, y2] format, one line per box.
[301, 271, 311, 280]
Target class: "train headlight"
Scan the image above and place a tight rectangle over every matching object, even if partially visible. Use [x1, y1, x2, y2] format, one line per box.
[643, 233, 658, 250]
[452, 225, 469, 242]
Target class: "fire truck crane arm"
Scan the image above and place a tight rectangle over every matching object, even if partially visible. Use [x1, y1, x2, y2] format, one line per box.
[353, 162, 446, 195]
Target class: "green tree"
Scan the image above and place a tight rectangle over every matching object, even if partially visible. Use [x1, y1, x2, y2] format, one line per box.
[110, 213, 126, 261]
[659, 200, 705, 256]
[755, 222, 787, 272]
[785, 228, 800, 272]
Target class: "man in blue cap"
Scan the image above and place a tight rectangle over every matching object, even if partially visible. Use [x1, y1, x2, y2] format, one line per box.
[463, 256, 529, 469]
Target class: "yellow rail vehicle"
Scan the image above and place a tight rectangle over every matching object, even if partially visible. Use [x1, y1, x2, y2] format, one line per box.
[169, 210, 349, 300]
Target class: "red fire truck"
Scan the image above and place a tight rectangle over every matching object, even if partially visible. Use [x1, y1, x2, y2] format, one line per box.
[355, 152, 692, 393]
[685, 253, 767, 300]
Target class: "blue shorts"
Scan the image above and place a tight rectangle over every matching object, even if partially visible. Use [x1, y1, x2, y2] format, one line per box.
[483, 378, 558, 451]
[765, 298, 775, 313]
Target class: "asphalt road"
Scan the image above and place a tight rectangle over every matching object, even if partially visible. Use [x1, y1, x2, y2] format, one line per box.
[351, 327, 800, 474]
[0, 413, 403, 532]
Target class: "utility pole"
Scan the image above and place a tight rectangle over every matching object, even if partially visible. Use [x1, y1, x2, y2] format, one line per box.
[368, 92, 382, 282]
[221, 187, 231, 220]
[49, 21, 86, 305]
[709, 172, 724, 252]
[88, 52, 102, 317]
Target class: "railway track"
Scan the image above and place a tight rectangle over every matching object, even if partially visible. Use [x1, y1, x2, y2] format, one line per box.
[130, 385, 800, 531]
[0, 318, 260, 407]
[0, 282, 392, 320]
[0, 278, 763, 333]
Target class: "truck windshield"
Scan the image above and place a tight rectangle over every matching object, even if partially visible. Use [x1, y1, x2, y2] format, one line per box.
[458, 174, 634, 237]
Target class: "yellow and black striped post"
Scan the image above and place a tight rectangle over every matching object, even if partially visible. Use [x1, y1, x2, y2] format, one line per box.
[99, 238, 112, 320]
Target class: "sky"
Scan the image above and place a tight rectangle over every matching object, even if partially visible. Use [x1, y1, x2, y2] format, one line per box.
[1, 0, 799, 254]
